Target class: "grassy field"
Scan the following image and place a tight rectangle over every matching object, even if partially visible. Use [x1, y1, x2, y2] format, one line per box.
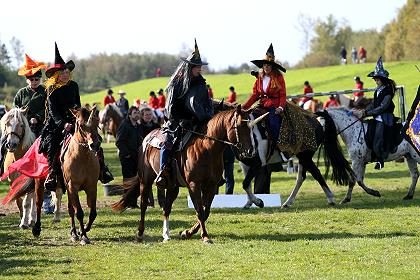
[81, 61, 420, 109]
[0, 141, 419, 279]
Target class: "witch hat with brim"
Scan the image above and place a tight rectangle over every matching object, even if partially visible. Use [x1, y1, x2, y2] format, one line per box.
[18, 54, 47, 77]
[46, 42, 75, 78]
[367, 56, 389, 79]
[180, 39, 208, 66]
[251, 43, 286, 73]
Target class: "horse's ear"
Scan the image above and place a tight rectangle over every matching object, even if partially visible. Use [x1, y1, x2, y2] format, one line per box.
[90, 104, 97, 113]
[70, 108, 80, 117]
[236, 104, 242, 113]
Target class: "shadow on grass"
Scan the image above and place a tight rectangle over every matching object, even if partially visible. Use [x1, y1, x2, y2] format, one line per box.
[218, 231, 416, 242]
[0, 254, 67, 277]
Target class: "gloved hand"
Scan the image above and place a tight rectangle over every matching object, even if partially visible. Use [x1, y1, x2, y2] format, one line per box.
[275, 106, 284, 114]
[64, 123, 73, 132]
[352, 109, 365, 119]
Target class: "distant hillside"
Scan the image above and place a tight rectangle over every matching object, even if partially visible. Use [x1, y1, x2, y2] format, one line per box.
[82, 61, 420, 109]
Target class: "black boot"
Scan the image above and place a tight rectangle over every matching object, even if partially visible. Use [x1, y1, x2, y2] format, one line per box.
[97, 148, 114, 184]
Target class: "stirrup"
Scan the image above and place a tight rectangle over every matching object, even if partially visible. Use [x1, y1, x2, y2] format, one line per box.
[44, 174, 57, 192]
[100, 166, 114, 184]
[374, 161, 384, 170]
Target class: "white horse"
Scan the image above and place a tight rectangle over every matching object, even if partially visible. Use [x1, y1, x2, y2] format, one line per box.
[323, 107, 418, 203]
[1, 108, 62, 226]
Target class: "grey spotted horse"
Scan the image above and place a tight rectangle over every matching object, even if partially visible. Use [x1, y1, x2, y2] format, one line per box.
[320, 108, 418, 203]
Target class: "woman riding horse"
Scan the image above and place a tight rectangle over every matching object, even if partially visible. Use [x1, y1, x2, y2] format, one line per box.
[242, 43, 286, 166]
[352, 57, 397, 170]
[39, 43, 113, 191]
[155, 39, 214, 188]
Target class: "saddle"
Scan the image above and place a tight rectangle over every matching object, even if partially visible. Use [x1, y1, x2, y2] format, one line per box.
[365, 117, 403, 160]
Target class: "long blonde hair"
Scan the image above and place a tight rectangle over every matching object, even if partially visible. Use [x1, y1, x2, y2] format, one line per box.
[259, 67, 283, 90]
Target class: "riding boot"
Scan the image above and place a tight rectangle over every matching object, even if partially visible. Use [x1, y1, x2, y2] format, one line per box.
[155, 147, 171, 189]
[97, 147, 114, 184]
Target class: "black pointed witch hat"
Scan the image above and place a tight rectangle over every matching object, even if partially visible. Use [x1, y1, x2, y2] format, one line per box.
[367, 56, 389, 79]
[46, 42, 75, 78]
[251, 43, 286, 73]
[181, 39, 208, 66]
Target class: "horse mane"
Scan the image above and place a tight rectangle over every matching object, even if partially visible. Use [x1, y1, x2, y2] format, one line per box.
[0, 108, 35, 149]
[206, 109, 234, 137]
[108, 103, 123, 118]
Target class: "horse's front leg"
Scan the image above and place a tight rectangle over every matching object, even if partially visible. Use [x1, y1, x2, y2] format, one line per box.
[136, 182, 151, 242]
[162, 186, 179, 242]
[84, 186, 97, 234]
[180, 183, 207, 241]
[240, 162, 264, 209]
[32, 180, 44, 237]
[282, 163, 307, 208]
[68, 186, 89, 245]
[52, 185, 63, 223]
[354, 161, 381, 198]
[403, 156, 418, 200]
[19, 193, 33, 229]
[67, 194, 78, 242]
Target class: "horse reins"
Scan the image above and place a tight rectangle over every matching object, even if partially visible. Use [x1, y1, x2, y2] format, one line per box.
[183, 111, 243, 149]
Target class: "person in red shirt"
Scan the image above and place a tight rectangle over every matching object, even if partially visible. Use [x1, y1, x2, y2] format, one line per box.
[358, 46, 367, 63]
[104, 88, 116, 107]
[324, 95, 340, 108]
[354, 76, 364, 98]
[242, 43, 286, 142]
[207, 84, 213, 99]
[157, 88, 166, 109]
[227, 86, 237, 104]
[148, 91, 159, 109]
[299, 81, 313, 108]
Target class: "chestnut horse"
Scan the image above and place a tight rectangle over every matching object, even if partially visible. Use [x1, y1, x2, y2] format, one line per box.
[99, 103, 123, 143]
[113, 105, 256, 243]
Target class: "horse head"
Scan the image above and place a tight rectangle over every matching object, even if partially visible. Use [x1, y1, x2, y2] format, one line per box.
[72, 106, 101, 152]
[226, 105, 256, 159]
[0, 108, 33, 152]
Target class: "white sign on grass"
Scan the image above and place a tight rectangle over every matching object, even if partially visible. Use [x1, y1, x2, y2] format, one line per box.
[187, 194, 281, 208]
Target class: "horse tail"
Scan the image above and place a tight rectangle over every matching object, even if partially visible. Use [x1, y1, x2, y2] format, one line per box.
[1, 175, 35, 205]
[111, 175, 140, 212]
[316, 110, 354, 186]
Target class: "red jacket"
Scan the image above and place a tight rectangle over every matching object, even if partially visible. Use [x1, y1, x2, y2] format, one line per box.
[242, 74, 286, 110]
[354, 82, 364, 97]
[104, 95, 116, 106]
[148, 96, 159, 109]
[227, 91, 236, 103]
[157, 95, 166, 108]
[324, 99, 340, 108]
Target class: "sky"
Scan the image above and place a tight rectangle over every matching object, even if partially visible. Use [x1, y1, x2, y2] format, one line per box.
[0, 0, 407, 70]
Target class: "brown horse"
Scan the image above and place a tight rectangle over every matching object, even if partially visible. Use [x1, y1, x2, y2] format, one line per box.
[113, 105, 256, 243]
[63, 106, 101, 245]
[99, 103, 123, 142]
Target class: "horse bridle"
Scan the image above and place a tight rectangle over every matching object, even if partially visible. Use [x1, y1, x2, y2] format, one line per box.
[185, 111, 245, 150]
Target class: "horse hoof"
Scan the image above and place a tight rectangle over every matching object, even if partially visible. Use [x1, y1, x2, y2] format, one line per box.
[281, 204, 290, 209]
[328, 201, 336, 206]
[162, 237, 170, 243]
[340, 198, 351, 204]
[52, 217, 61, 223]
[135, 232, 144, 243]
[403, 195, 413, 200]
[71, 232, 79, 242]
[32, 227, 41, 237]
[255, 199, 264, 208]
[371, 191, 381, 197]
[179, 230, 191, 240]
[242, 201, 252, 209]
[80, 236, 90, 245]
[202, 238, 213, 244]
[19, 224, 29, 230]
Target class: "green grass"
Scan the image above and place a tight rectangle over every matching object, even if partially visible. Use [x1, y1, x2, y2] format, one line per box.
[0, 142, 419, 279]
[81, 61, 420, 109]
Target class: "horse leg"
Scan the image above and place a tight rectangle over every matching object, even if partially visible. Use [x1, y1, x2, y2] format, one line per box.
[29, 192, 37, 226]
[282, 163, 306, 208]
[240, 162, 264, 209]
[32, 180, 44, 237]
[353, 162, 381, 198]
[304, 158, 336, 206]
[181, 187, 215, 243]
[52, 186, 63, 223]
[67, 195, 79, 242]
[19, 194, 32, 229]
[84, 187, 97, 233]
[403, 156, 418, 200]
[136, 182, 150, 242]
[68, 187, 88, 245]
[162, 186, 179, 242]
[16, 197, 23, 219]
[180, 184, 207, 241]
